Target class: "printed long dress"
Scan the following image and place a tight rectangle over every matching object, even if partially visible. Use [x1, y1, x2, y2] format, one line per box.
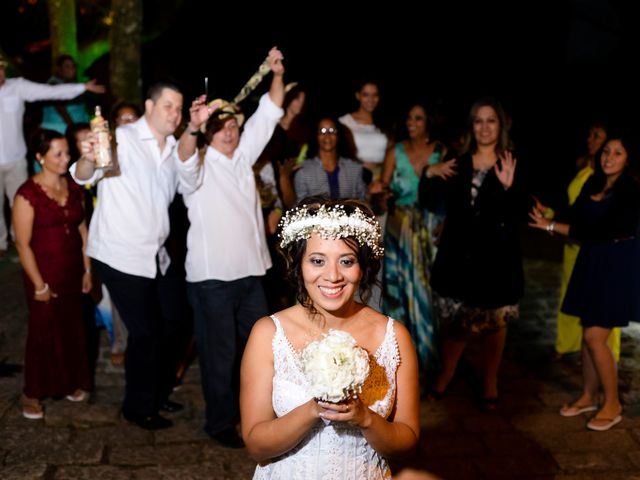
[383, 142, 443, 372]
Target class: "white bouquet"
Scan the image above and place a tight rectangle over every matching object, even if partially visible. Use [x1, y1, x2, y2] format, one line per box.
[301, 329, 370, 403]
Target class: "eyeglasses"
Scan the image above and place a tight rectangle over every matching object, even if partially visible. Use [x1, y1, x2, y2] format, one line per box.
[318, 127, 338, 135]
[117, 113, 138, 124]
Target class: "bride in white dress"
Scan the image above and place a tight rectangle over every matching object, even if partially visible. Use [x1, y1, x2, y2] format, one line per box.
[240, 199, 419, 479]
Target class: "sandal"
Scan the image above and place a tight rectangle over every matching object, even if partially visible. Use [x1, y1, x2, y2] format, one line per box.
[21, 394, 44, 420]
[586, 414, 622, 431]
[559, 403, 597, 417]
[66, 389, 88, 402]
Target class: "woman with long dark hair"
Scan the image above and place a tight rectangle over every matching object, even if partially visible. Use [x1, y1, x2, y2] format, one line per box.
[420, 97, 522, 408]
[530, 131, 640, 431]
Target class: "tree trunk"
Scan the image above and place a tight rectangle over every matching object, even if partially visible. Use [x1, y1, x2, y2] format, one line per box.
[46, 0, 78, 70]
[109, 0, 143, 106]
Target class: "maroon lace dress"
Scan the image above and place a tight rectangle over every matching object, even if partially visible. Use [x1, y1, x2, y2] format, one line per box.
[17, 176, 90, 398]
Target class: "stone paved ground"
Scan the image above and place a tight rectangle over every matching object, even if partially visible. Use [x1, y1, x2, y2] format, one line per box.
[1, 244, 640, 480]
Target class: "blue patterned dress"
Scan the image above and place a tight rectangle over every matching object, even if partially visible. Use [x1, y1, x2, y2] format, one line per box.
[383, 142, 443, 372]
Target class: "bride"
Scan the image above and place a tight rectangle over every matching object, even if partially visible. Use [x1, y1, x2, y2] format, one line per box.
[240, 198, 419, 479]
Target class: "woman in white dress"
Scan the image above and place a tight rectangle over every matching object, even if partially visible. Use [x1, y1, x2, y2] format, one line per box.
[240, 198, 419, 479]
[339, 80, 389, 181]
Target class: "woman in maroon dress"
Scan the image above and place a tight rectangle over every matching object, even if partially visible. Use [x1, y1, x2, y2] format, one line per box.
[13, 129, 92, 419]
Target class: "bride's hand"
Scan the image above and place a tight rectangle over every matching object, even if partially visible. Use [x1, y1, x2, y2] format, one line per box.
[317, 397, 373, 428]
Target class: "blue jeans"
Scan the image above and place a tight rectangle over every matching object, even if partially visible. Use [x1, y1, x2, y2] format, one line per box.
[188, 276, 267, 436]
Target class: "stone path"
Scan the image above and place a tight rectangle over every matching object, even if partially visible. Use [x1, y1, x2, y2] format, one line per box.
[1, 248, 640, 479]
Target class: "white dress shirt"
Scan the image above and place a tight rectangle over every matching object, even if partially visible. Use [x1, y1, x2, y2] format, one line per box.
[177, 94, 283, 282]
[0, 78, 85, 166]
[70, 117, 178, 278]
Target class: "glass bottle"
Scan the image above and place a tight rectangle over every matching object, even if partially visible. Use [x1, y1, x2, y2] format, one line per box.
[91, 106, 113, 170]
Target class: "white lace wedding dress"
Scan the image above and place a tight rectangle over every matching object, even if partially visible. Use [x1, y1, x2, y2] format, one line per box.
[252, 315, 400, 480]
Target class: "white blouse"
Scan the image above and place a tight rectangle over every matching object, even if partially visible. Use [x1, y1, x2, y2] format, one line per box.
[339, 113, 388, 164]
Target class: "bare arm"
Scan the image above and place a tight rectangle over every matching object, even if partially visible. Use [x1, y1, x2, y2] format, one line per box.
[317, 322, 420, 457]
[12, 196, 56, 302]
[78, 220, 92, 294]
[279, 158, 298, 209]
[380, 144, 396, 187]
[528, 209, 570, 237]
[240, 317, 322, 461]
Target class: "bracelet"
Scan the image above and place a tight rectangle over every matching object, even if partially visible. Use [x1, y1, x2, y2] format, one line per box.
[35, 283, 49, 295]
[546, 221, 556, 233]
[187, 125, 200, 136]
[84, 267, 91, 274]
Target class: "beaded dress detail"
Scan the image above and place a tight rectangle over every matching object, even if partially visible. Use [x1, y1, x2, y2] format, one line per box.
[253, 315, 400, 479]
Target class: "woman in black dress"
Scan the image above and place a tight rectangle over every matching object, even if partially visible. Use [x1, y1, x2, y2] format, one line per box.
[419, 97, 523, 409]
[529, 132, 640, 431]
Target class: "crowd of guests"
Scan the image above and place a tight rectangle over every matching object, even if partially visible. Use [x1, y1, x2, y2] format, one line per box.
[2, 47, 640, 477]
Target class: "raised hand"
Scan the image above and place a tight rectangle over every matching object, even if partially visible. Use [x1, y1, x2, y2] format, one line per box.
[532, 195, 554, 219]
[495, 151, 517, 189]
[84, 79, 106, 94]
[267, 47, 285, 76]
[279, 157, 300, 177]
[528, 206, 553, 231]
[426, 158, 458, 180]
[188, 95, 219, 131]
[79, 133, 97, 163]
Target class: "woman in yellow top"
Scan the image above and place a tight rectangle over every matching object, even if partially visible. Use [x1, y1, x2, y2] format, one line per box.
[538, 122, 621, 360]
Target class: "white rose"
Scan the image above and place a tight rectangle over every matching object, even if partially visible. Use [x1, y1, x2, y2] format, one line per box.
[301, 329, 370, 403]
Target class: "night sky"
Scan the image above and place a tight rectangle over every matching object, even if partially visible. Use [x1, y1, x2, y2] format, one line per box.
[2, 0, 638, 199]
[136, 0, 640, 199]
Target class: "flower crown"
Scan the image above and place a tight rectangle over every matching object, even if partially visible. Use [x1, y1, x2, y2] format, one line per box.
[278, 204, 384, 258]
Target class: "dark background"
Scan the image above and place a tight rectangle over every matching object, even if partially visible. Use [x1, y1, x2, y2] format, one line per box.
[2, 0, 638, 203]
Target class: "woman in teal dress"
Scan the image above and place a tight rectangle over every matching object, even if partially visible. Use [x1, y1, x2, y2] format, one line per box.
[379, 102, 447, 373]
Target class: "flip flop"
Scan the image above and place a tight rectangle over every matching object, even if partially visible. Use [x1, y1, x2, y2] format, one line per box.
[586, 415, 622, 431]
[559, 403, 598, 417]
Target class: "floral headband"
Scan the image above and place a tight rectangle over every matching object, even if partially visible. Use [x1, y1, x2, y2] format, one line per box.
[278, 204, 384, 258]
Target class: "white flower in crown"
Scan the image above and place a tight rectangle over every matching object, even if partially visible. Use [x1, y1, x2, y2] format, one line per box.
[278, 204, 384, 258]
[301, 329, 370, 403]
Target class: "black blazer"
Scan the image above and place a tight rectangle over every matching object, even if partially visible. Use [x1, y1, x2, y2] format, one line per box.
[419, 153, 527, 309]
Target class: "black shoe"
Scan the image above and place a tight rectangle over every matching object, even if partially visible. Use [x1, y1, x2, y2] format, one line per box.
[159, 400, 184, 413]
[123, 411, 173, 430]
[209, 426, 245, 449]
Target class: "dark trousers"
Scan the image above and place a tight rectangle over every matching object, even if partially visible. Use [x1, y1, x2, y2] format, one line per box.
[188, 276, 267, 436]
[95, 259, 188, 417]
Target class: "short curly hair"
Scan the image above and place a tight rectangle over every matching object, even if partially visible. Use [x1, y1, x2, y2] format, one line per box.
[277, 197, 382, 313]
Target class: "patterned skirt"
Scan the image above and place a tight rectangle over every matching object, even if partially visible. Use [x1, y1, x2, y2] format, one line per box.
[383, 204, 437, 370]
[434, 293, 519, 338]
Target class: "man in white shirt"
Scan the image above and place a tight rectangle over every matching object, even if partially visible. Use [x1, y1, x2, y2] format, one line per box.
[0, 53, 104, 255]
[72, 81, 184, 430]
[175, 47, 284, 448]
